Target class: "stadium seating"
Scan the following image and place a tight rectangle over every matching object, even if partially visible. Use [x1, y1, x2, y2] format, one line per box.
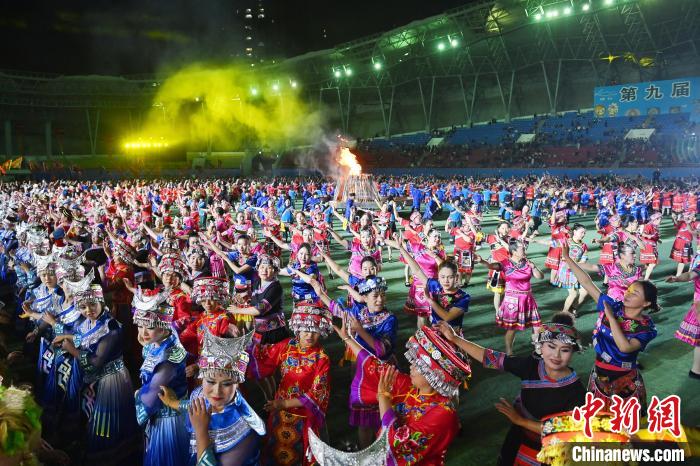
[358, 111, 697, 168]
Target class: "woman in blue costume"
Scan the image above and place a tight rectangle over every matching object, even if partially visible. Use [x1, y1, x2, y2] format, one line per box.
[52, 284, 141, 464]
[21, 252, 63, 410]
[159, 328, 265, 466]
[279, 242, 325, 309]
[309, 273, 397, 449]
[21, 265, 91, 443]
[132, 290, 190, 466]
[561, 240, 659, 411]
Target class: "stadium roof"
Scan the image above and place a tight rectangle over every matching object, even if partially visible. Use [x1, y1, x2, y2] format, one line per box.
[274, 0, 699, 89]
[0, 0, 697, 107]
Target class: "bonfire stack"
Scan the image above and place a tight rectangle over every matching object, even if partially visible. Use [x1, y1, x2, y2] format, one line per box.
[333, 147, 380, 209]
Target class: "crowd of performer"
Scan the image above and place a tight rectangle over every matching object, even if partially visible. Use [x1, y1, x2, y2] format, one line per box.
[0, 173, 698, 465]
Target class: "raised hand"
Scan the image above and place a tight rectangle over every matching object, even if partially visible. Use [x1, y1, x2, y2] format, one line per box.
[377, 365, 398, 397]
[188, 397, 212, 433]
[434, 320, 458, 343]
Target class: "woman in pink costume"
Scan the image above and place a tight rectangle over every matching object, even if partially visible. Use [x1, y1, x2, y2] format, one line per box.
[573, 243, 644, 302]
[666, 269, 700, 379]
[402, 229, 446, 328]
[475, 240, 544, 355]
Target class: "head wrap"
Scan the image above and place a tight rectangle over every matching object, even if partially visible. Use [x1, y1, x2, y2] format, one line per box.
[198, 328, 254, 383]
[357, 275, 387, 295]
[534, 322, 583, 354]
[404, 326, 472, 397]
[256, 253, 280, 271]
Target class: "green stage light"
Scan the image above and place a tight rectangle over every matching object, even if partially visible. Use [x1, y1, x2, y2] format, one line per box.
[334, 70, 342, 78]
[290, 80, 298, 88]
[437, 42, 446, 51]
[251, 87, 258, 96]
[582, 3, 590, 11]
[450, 38, 459, 47]
[604, 0, 614, 4]
[534, 13, 543, 20]
[272, 83, 280, 92]
[563, 6, 572, 14]
[373, 62, 382, 70]
[344, 68, 352, 76]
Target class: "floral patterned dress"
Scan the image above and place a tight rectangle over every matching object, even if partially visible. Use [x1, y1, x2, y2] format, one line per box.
[350, 349, 459, 466]
[248, 338, 330, 466]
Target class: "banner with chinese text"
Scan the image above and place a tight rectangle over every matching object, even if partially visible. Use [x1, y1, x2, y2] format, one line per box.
[593, 77, 699, 118]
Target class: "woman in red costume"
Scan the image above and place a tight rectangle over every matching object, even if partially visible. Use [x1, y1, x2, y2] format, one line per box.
[247, 302, 332, 466]
[336, 321, 470, 466]
[670, 211, 698, 277]
[180, 276, 235, 349]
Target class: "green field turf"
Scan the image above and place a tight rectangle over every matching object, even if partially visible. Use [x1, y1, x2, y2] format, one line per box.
[287, 208, 700, 465]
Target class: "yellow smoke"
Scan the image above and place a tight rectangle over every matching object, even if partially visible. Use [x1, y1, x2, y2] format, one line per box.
[125, 63, 323, 150]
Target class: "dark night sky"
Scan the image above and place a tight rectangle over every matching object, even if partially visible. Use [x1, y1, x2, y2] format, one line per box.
[0, 0, 471, 76]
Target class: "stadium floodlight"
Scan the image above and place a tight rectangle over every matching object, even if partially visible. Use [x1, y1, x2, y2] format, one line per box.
[373, 61, 382, 70]
[563, 6, 571, 15]
[344, 68, 352, 76]
[437, 42, 446, 51]
[450, 38, 459, 47]
[582, 3, 590, 11]
[334, 69, 342, 78]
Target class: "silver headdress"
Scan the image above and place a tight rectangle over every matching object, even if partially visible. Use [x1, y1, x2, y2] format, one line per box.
[62, 269, 95, 296]
[25, 226, 48, 247]
[34, 252, 57, 274]
[307, 427, 389, 466]
[132, 289, 175, 329]
[198, 328, 254, 383]
[55, 247, 85, 272]
[73, 284, 104, 306]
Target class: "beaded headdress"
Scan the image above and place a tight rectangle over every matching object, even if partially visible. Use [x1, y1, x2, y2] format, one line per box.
[404, 326, 472, 398]
[191, 276, 230, 305]
[132, 290, 175, 329]
[73, 284, 105, 306]
[158, 253, 189, 279]
[357, 275, 387, 295]
[289, 304, 333, 338]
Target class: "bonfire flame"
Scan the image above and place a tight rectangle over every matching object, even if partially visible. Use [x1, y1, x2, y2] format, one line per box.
[338, 147, 362, 176]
